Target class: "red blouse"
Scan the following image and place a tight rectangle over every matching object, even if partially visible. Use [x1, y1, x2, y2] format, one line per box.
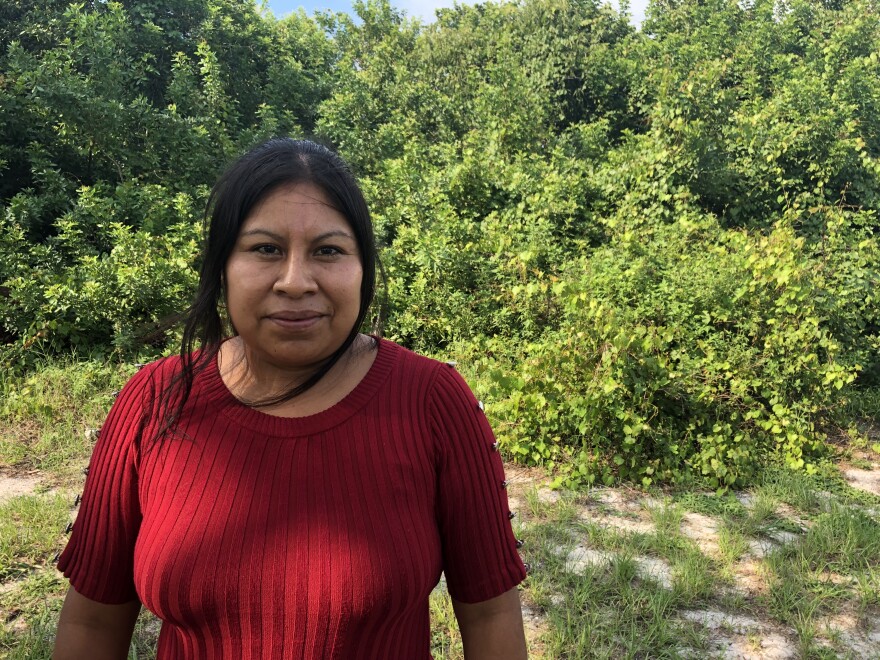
[58, 339, 525, 658]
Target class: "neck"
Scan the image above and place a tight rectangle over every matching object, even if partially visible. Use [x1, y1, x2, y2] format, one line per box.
[219, 335, 365, 405]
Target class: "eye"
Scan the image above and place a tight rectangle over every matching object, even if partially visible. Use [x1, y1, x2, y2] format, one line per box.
[254, 244, 281, 256]
[315, 246, 343, 257]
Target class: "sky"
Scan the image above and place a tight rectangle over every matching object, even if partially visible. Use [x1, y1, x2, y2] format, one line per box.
[266, 0, 649, 26]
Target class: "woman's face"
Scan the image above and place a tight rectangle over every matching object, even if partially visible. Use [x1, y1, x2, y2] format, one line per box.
[224, 182, 363, 375]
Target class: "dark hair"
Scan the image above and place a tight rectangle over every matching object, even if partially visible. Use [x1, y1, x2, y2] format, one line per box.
[160, 138, 379, 432]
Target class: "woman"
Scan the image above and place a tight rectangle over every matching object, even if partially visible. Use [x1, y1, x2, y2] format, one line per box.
[53, 138, 528, 659]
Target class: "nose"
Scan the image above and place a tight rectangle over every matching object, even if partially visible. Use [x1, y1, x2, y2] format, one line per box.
[272, 253, 317, 297]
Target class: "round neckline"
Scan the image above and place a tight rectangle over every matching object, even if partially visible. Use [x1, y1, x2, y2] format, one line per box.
[200, 337, 398, 437]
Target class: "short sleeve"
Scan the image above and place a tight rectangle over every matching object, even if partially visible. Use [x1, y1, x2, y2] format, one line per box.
[429, 365, 526, 604]
[57, 362, 161, 604]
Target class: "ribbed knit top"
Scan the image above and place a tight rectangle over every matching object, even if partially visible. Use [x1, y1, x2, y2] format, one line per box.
[58, 339, 526, 659]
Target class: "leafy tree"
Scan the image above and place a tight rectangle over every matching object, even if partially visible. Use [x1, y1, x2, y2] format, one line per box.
[1, 0, 877, 487]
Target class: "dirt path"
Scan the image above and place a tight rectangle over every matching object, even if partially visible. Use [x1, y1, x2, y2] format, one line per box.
[0, 471, 42, 503]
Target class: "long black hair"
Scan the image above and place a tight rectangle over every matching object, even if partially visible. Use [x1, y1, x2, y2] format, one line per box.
[158, 138, 379, 435]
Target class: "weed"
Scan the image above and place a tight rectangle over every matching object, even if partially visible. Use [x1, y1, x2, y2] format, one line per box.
[0, 494, 70, 581]
[429, 582, 464, 659]
[748, 491, 778, 529]
[674, 491, 747, 519]
[854, 569, 880, 611]
[523, 486, 549, 520]
[648, 501, 683, 539]
[761, 466, 880, 512]
[0, 604, 59, 659]
[760, 468, 826, 514]
[0, 359, 131, 480]
[670, 550, 716, 604]
[765, 556, 813, 623]
[797, 505, 880, 574]
[717, 525, 749, 566]
[842, 389, 880, 423]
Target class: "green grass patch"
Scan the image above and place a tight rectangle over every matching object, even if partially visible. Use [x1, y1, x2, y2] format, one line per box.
[760, 467, 880, 513]
[759, 469, 829, 514]
[648, 500, 683, 539]
[764, 552, 848, 624]
[0, 569, 67, 656]
[429, 583, 465, 659]
[0, 603, 60, 660]
[0, 494, 70, 582]
[759, 500, 880, 658]
[518, 496, 716, 657]
[0, 358, 132, 480]
[669, 549, 716, 603]
[0, 579, 164, 660]
[793, 505, 880, 575]
[674, 491, 748, 519]
[854, 567, 880, 611]
[717, 524, 750, 567]
[536, 554, 709, 659]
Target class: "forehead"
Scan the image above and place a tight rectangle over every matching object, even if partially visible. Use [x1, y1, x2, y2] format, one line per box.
[242, 182, 352, 233]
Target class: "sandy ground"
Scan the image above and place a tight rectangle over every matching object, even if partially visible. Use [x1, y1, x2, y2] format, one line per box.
[0, 471, 42, 503]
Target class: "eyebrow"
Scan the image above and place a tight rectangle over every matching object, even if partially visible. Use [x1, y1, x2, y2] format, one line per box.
[238, 229, 356, 242]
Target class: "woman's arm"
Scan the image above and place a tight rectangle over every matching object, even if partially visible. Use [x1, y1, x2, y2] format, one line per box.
[452, 587, 528, 660]
[53, 586, 141, 660]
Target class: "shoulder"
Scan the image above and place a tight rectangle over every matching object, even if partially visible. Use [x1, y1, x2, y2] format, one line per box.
[379, 337, 443, 371]
[378, 338, 469, 394]
[377, 338, 482, 419]
[108, 353, 204, 425]
[118, 354, 183, 398]
[104, 353, 215, 449]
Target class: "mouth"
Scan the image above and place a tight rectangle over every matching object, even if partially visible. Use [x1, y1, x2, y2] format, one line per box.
[267, 311, 325, 322]
[266, 311, 326, 330]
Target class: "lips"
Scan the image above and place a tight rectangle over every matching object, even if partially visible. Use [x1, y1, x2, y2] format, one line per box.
[266, 311, 326, 331]
[267, 311, 325, 322]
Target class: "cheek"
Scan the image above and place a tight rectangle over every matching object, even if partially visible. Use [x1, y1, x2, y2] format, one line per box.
[342, 265, 364, 308]
[222, 263, 255, 324]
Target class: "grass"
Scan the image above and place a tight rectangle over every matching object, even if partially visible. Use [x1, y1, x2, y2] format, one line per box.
[0, 595, 162, 660]
[0, 357, 132, 481]
[0, 493, 71, 582]
[2, 610, 58, 660]
[799, 505, 880, 573]
[533, 547, 709, 658]
[2, 359, 880, 658]
[518, 492, 718, 658]
[430, 582, 465, 658]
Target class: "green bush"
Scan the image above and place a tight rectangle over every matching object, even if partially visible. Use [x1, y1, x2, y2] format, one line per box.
[473, 214, 870, 489]
[0, 206, 199, 357]
[1, 0, 878, 488]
